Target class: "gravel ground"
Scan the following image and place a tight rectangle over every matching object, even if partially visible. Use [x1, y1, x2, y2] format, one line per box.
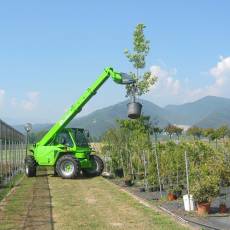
[110, 178, 230, 230]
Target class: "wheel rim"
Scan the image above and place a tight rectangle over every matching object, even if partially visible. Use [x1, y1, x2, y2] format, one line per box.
[88, 158, 99, 173]
[60, 160, 75, 177]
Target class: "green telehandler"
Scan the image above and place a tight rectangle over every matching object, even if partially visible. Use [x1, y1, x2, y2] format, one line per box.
[25, 67, 138, 179]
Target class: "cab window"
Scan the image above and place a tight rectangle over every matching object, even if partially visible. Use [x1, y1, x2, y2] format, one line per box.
[55, 132, 73, 147]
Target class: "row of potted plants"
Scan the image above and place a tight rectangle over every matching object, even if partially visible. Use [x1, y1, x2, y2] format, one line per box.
[123, 176, 229, 215]
[166, 185, 229, 215]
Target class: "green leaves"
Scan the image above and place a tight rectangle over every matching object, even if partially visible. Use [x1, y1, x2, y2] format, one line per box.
[124, 24, 157, 97]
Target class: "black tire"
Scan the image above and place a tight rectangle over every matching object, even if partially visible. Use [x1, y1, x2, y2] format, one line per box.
[54, 168, 58, 177]
[56, 154, 80, 179]
[25, 155, 37, 177]
[82, 155, 104, 177]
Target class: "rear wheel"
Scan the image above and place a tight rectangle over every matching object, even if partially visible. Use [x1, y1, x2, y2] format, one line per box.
[56, 154, 80, 179]
[54, 168, 58, 177]
[83, 155, 104, 177]
[25, 155, 37, 177]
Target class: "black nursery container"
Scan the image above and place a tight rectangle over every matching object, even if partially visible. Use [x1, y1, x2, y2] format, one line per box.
[127, 102, 142, 119]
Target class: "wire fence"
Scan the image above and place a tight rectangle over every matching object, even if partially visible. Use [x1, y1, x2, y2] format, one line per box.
[0, 119, 25, 187]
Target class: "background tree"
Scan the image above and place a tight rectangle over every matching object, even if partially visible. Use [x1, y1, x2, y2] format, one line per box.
[187, 126, 203, 140]
[124, 24, 157, 100]
[174, 126, 184, 140]
[164, 124, 178, 140]
[216, 125, 229, 143]
[203, 128, 215, 143]
[151, 126, 163, 142]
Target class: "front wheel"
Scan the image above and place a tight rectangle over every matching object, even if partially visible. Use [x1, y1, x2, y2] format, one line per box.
[82, 155, 104, 177]
[56, 155, 80, 179]
[25, 155, 37, 177]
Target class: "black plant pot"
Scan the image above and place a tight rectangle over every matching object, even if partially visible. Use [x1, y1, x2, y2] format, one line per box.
[152, 186, 160, 192]
[124, 179, 133, 187]
[140, 187, 146, 192]
[127, 102, 142, 119]
[148, 187, 154, 192]
[114, 168, 124, 178]
[173, 190, 182, 198]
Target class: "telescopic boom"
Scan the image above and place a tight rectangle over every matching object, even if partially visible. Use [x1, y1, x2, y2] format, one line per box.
[36, 67, 134, 146]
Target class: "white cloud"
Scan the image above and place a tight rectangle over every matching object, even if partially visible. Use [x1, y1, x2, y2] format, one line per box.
[147, 56, 230, 105]
[0, 89, 5, 108]
[11, 91, 40, 111]
[151, 66, 181, 96]
[208, 56, 230, 96]
[147, 66, 183, 105]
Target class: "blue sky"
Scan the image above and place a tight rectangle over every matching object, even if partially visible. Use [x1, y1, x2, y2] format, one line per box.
[0, 0, 230, 124]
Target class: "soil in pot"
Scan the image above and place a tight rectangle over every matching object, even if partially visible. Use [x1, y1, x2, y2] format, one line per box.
[219, 204, 228, 214]
[167, 192, 177, 201]
[197, 202, 211, 215]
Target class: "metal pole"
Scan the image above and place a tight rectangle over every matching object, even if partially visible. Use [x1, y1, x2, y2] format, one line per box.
[9, 140, 12, 180]
[154, 136, 162, 198]
[5, 138, 8, 183]
[185, 151, 191, 211]
[143, 151, 148, 190]
[0, 139, 2, 186]
[25, 131, 28, 156]
[20, 141, 24, 172]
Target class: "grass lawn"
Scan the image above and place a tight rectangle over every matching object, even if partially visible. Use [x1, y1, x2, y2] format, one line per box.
[0, 169, 189, 230]
[50, 176, 188, 230]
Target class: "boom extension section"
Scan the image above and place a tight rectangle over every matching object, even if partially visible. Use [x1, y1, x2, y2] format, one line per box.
[37, 67, 134, 146]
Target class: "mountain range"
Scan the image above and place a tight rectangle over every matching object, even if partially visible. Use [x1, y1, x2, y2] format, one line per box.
[13, 96, 230, 138]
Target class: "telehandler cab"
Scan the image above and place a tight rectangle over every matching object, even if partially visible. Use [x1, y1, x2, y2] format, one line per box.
[25, 67, 139, 179]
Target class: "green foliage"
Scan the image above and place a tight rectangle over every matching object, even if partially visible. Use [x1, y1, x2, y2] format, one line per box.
[187, 126, 203, 139]
[102, 119, 229, 204]
[189, 142, 223, 203]
[124, 24, 157, 97]
[191, 177, 220, 203]
[102, 116, 152, 180]
[216, 125, 229, 139]
[125, 24, 150, 69]
[164, 124, 183, 139]
[202, 128, 215, 141]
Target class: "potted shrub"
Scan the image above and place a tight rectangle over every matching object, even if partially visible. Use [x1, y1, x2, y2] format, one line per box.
[191, 179, 220, 215]
[219, 193, 228, 214]
[189, 144, 222, 215]
[167, 187, 177, 201]
[219, 203, 228, 214]
[173, 186, 183, 198]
